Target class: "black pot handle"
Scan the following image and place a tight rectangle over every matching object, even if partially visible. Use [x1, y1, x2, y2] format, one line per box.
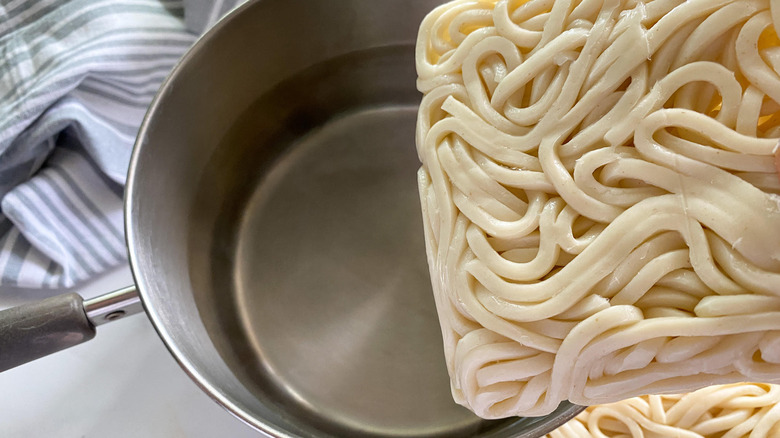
[0, 286, 142, 372]
[0, 293, 95, 372]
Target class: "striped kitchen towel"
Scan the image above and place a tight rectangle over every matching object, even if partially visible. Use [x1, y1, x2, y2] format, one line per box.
[0, 0, 243, 288]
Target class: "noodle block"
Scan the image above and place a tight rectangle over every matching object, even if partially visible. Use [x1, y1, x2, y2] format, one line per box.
[415, 0, 780, 418]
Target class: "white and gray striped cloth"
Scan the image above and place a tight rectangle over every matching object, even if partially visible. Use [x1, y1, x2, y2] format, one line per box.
[0, 0, 243, 288]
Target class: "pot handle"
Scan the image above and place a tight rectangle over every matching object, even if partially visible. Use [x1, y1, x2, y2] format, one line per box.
[0, 286, 141, 372]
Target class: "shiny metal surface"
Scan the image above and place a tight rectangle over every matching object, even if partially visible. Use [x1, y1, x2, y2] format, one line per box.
[126, 0, 584, 436]
[84, 286, 142, 326]
[232, 106, 481, 436]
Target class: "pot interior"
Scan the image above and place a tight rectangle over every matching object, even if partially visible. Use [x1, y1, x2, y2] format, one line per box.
[127, 0, 583, 436]
[188, 43, 515, 437]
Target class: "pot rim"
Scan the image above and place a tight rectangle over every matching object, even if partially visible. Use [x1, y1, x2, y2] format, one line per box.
[124, 0, 286, 436]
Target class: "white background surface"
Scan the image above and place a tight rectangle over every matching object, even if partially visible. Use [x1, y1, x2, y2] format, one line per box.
[0, 265, 261, 438]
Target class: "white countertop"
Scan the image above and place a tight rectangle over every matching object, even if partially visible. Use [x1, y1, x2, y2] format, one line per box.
[0, 265, 261, 437]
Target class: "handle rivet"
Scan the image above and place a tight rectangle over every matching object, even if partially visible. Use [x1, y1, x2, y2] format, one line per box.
[105, 311, 126, 321]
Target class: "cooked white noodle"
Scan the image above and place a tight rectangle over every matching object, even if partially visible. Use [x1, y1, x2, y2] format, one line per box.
[545, 383, 780, 438]
[416, 0, 780, 418]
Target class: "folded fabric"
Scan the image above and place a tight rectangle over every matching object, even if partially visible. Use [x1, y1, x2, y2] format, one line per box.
[0, 0, 242, 288]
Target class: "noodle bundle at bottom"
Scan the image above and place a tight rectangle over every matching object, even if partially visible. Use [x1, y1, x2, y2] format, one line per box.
[415, 0, 780, 419]
[546, 383, 780, 438]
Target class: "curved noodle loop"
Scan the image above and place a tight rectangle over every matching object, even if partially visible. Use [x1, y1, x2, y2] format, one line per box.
[416, 0, 780, 418]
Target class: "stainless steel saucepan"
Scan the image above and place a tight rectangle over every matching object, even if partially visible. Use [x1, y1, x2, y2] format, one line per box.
[0, 0, 584, 436]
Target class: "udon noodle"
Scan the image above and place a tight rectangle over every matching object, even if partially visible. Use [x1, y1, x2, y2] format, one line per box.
[546, 383, 780, 437]
[416, 0, 780, 418]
